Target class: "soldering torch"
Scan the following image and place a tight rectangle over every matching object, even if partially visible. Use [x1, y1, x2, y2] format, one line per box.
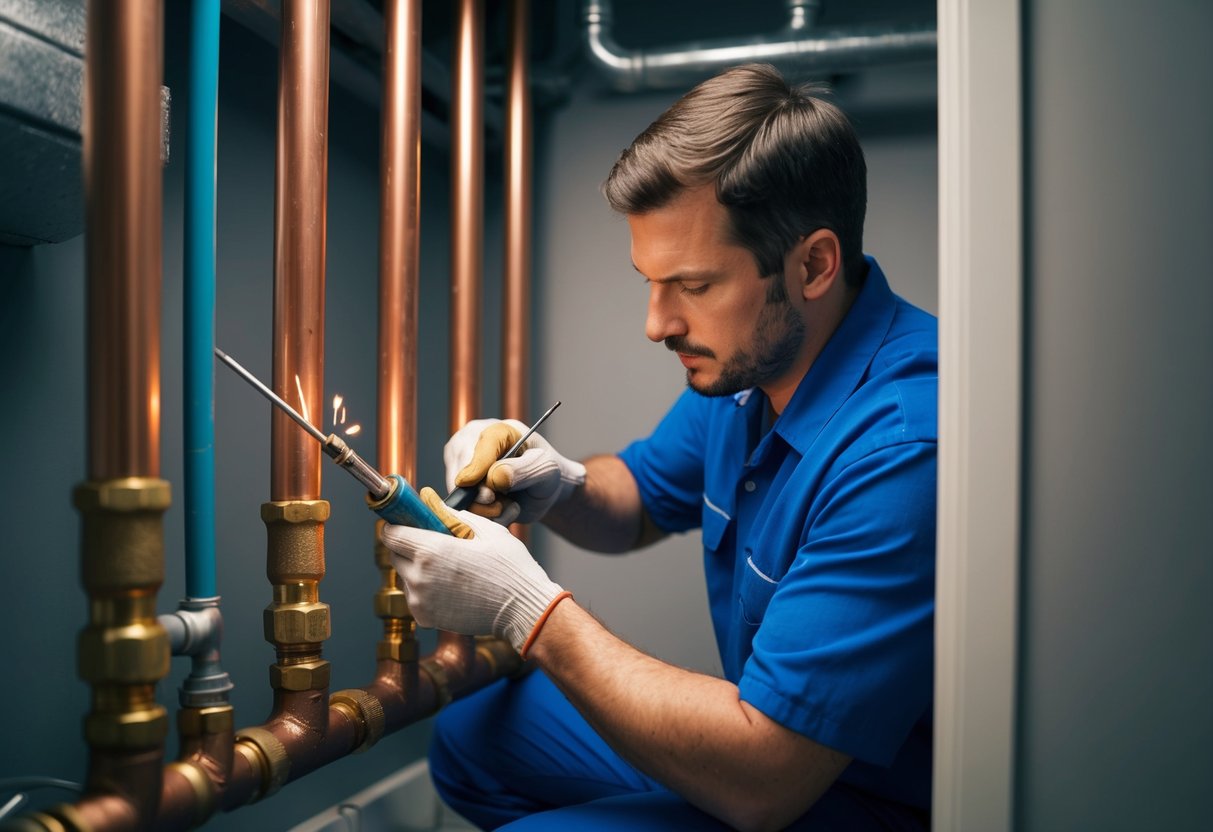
[215, 347, 560, 534]
[214, 347, 451, 534]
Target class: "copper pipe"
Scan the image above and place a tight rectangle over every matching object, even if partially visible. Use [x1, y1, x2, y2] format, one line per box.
[271, 0, 331, 501]
[84, 0, 164, 481]
[503, 0, 532, 425]
[450, 0, 484, 434]
[377, 0, 423, 484]
[438, 0, 487, 689]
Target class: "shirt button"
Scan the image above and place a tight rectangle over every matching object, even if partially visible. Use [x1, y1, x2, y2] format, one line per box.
[744, 480, 757, 492]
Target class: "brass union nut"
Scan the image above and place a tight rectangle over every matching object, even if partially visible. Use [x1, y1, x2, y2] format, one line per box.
[74, 478, 172, 512]
[85, 704, 169, 748]
[78, 623, 170, 683]
[178, 705, 234, 737]
[373, 590, 410, 620]
[263, 602, 330, 645]
[260, 500, 330, 524]
[270, 660, 331, 691]
[377, 639, 418, 663]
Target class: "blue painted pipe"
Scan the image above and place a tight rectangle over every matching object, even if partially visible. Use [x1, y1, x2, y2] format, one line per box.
[184, 0, 221, 599]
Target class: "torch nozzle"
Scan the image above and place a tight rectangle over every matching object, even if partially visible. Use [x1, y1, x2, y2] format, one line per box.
[322, 434, 392, 500]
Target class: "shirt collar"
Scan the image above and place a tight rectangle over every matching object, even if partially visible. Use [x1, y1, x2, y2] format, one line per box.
[769, 256, 897, 455]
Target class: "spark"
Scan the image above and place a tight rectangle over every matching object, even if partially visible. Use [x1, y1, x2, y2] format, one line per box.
[340, 406, 347, 425]
[294, 375, 312, 425]
[332, 394, 343, 427]
[344, 424, 362, 436]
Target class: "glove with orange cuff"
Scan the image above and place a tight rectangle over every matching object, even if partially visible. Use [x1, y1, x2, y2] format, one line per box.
[381, 487, 572, 656]
[444, 418, 586, 526]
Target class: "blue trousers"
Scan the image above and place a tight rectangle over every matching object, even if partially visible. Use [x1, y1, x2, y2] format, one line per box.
[429, 671, 928, 830]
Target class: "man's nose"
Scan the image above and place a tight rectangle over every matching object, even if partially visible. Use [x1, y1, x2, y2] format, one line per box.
[645, 284, 687, 343]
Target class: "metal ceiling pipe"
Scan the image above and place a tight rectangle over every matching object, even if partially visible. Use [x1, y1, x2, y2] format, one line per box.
[503, 0, 532, 425]
[584, 0, 936, 93]
[271, 0, 330, 502]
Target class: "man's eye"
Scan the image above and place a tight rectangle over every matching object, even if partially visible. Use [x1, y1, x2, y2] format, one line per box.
[680, 283, 708, 296]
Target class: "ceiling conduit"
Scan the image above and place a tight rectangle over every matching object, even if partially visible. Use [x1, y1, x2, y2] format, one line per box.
[584, 0, 936, 92]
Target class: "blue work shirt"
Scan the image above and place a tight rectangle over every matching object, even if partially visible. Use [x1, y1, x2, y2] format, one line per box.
[618, 258, 937, 810]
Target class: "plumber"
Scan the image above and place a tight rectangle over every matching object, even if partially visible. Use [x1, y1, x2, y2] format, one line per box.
[383, 63, 937, 832]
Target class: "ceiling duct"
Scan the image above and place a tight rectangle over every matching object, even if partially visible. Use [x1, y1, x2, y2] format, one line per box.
[584, 0, 936, 93]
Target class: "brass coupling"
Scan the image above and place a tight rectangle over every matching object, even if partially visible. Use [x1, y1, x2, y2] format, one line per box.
[233, 727, 290, 803]
[330, 688, 386, 753]
[261, 500, 329, 585]
[74, 478, 171, 593]
[262, 501, 332, 691]
[74, 478, 172, 751]
[179, 704, 234, 738]
[268, 658, 331, 692]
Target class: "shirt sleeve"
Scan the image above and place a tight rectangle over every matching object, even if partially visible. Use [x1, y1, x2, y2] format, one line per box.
[737, 440, 936, 766]
[617, 389, 709, 534]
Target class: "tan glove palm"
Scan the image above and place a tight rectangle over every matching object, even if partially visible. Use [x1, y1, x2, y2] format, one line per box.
[444, 418, 586, 525]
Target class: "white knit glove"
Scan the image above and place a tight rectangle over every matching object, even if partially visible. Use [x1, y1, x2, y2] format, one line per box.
[444, 418, 587, 525]
[381, 487, 566, 653]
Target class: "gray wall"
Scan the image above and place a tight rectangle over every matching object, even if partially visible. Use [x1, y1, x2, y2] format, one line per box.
[0, 6, 941, 827]
[0, 10, 458, 828]
[1017, 1, 1213, 828]
[530, 69, 938, 675]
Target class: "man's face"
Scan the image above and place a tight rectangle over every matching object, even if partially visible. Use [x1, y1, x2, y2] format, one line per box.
[628, 186, 805, 397]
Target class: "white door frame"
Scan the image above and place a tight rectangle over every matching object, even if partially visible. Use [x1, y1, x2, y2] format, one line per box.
[934, 0, 1023, 829]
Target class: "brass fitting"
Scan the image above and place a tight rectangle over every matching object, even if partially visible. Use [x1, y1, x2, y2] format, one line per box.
[73, 478, 172, 752]
[262, 501, 332, 691]
[269, 659, 331, 692]
[372, 588, 410, 620]
[78, 621, 171, 684]
[261, 500, 329, 585]
[263, 602, 331, 645]
[331, 688, 386, 753]
[75, 478, 171, 591]
[234, 727, 290, 802]
[377, 639, 418, 663]
[83, 689, 168, 748]
[179, 704, 234, 737]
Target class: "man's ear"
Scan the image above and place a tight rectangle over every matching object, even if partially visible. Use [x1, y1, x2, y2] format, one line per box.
[788, 229, 842, 301]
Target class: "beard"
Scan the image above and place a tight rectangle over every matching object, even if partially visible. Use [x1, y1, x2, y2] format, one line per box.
[665, 277, 805, 398]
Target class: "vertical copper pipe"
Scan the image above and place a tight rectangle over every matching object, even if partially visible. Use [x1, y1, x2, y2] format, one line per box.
[378, 0, 422, 484]
[450, 0, 484, 434]
[272, 0, 331, 501]
[503, 0, 531, 425]
[437, 0, 486, 691]
[84, 0, 164, 481]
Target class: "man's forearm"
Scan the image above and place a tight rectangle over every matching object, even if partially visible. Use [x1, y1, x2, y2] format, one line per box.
[541, 454, 664, 553]
[528, 600, 851, 832]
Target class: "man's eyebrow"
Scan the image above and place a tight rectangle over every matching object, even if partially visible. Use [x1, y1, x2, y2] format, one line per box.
[630, 261, 721, 283]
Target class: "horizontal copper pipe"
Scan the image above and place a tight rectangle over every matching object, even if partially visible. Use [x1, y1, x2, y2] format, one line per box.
[377, 0, 422, 483]
[271, 0, 330, 501]
[58, 642, 521, 829]
[84, 0, 164, 481]
[503, 0, 531, 425]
